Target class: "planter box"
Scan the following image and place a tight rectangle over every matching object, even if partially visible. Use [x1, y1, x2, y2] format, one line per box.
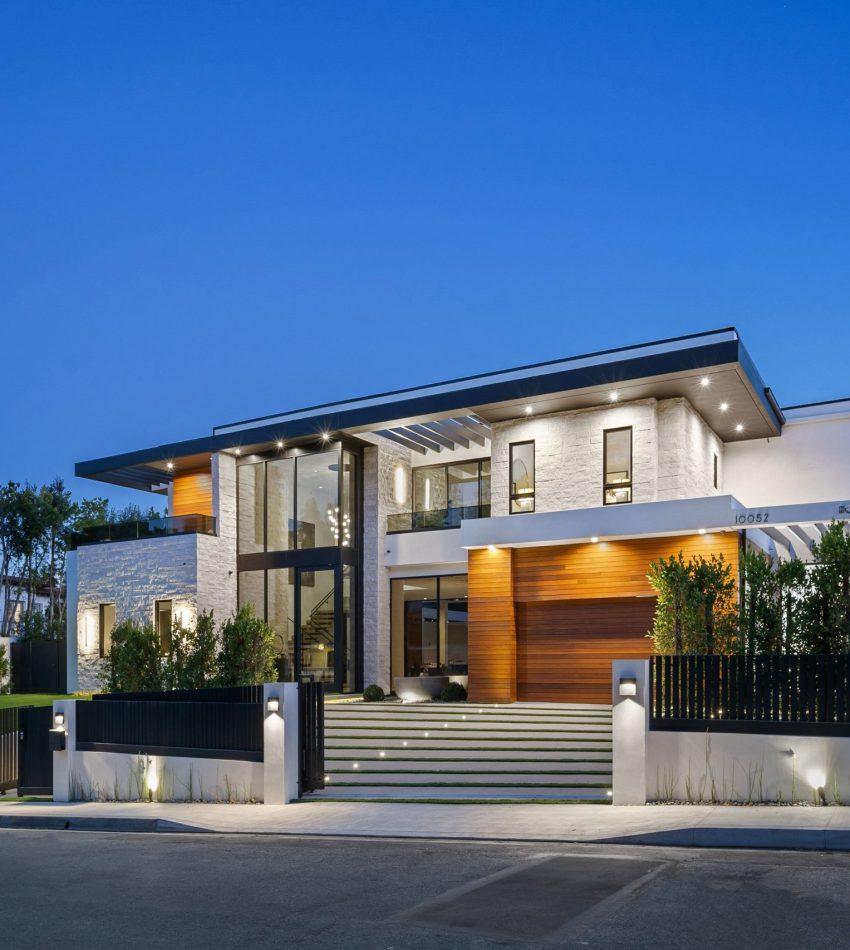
[393, 675, 469, 703]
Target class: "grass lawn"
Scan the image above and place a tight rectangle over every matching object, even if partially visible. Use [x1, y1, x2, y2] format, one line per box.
[0, 693, 92, 710]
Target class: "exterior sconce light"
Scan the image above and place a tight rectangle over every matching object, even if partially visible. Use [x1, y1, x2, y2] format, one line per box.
[266, 697, 280, 714]
[618, 677, 637, 697]
[54, 711, 65, 727]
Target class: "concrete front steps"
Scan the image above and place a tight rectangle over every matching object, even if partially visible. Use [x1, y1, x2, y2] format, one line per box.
[305, 701, 613, 803]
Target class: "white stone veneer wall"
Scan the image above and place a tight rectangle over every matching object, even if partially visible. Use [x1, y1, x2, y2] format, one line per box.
[362, 438, 411, 690]
[73, 452, 239, 692]
[489, 397, 721, 517]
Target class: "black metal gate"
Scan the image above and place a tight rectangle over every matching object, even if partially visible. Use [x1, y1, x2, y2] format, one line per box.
[0, 708, 19, 793]
[18, 706, 53, 796]
[299, 682, 325, 794]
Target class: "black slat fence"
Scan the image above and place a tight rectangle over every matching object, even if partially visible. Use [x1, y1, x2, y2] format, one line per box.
[0, 707, 19, 793]
[650, 654, 850, 736]
[299, 682, 325, 793]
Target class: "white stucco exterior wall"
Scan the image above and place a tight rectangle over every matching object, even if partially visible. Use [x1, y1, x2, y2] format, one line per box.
[724, 408, 850, 507]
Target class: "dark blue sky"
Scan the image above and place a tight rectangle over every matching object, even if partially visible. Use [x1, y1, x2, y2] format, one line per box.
[3, 1, 849, 507]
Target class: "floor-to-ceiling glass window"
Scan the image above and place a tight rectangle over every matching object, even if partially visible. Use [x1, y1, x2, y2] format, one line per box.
[236, 442, 360, 691]
[390, 575, 468, 679]
[267, 568, 296, 681]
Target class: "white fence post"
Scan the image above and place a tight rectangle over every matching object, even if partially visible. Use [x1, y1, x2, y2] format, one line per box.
[52, 699, 77, 803]
[612, 659, 649, 805]
[263, 682, 300, 805]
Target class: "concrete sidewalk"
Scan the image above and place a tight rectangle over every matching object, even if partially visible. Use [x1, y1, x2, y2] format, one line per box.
[3, 799, 850, 850]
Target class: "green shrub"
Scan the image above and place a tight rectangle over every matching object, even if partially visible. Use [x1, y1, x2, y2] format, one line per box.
[163, 611, 219, 690]
[103, 619, 163, 692]
[440, 681, 467, 702]
[216, 606, 277, 686]
[363, 684, 385, 702]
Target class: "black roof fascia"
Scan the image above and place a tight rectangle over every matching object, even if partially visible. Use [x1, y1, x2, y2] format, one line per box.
[76, 334, 779, 480]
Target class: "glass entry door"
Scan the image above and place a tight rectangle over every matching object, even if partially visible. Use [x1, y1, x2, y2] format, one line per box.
[298, 568, 336, 688]
[295, 564, 356, 693]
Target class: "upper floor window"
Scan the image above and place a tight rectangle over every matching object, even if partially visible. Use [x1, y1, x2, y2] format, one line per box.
[510, 441, 535, 513]
[389, 458, 490, 531]
[604, 427, 632, 505]
[237, 445, 357, 554]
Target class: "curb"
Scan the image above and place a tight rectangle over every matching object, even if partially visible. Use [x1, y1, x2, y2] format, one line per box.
[598, 827, 850, 851]
[0, 815, 205, 834]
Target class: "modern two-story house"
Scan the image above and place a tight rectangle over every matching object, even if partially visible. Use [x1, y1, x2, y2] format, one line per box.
[67, 328, 850, 703]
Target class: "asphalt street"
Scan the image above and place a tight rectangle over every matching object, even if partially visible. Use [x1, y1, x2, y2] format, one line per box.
[3, 830, 850, 949]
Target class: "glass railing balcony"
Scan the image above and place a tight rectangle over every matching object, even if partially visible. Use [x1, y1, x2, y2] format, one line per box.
[387, 504, 491, 534]
[69, 513, 217, 550]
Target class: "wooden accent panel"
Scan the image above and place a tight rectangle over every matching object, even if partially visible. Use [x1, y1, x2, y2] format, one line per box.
[513, 533, 740, 603]
[517, 597, 656, 703]
[171, 470, 213, 517]
[467, 547, 517, 704]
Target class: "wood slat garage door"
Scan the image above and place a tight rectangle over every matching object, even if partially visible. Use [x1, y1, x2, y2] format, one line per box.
[516, 597, 656, 703]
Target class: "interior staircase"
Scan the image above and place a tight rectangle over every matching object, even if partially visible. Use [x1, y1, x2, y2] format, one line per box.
[304, 701, 613, 803]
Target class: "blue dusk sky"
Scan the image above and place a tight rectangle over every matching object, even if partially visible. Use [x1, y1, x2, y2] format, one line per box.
[2, 1, 849, 507]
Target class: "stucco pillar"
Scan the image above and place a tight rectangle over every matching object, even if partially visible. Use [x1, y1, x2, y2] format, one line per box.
[612, 659, 649, 805]
[52, 699, 77, 803]
[263, 682, 300, 804]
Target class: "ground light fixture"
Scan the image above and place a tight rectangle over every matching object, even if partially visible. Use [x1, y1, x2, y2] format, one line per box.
[266, 696, 280, 714]
[808, 769, 827, 805]
[618, 677, 638, 697]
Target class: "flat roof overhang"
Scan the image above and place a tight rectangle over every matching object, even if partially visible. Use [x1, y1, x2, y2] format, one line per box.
[459, 496, 850, 553]
[76, 327, 783, 491]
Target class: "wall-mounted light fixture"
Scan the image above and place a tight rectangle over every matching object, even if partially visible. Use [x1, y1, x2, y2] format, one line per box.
[54, 711, 65, 728]
[266, 696, 280, 714]
[618, 677, 638, 697]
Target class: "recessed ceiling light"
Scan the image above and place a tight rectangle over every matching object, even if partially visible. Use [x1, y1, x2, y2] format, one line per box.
[276, 440, 284, 449]
[700, 376, 710, 388]
[609, 391, 619, 402]
[487, 545, 497, 553]
[590, 536, 599, 543]
[719, 402, 729, 412]
[524, 405, 533, 415]
[166, 461, 174, 471]
[234, 448, 241, 456]
[698, 528, 707, 535]
[321, 432, 331, 442]
[735, 422, 744, 433]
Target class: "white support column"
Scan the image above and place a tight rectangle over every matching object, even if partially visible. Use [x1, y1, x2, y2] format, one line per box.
[263, 682, 300, 804]
[611, 659, 649, 806]
[52, 699, 77, 803]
